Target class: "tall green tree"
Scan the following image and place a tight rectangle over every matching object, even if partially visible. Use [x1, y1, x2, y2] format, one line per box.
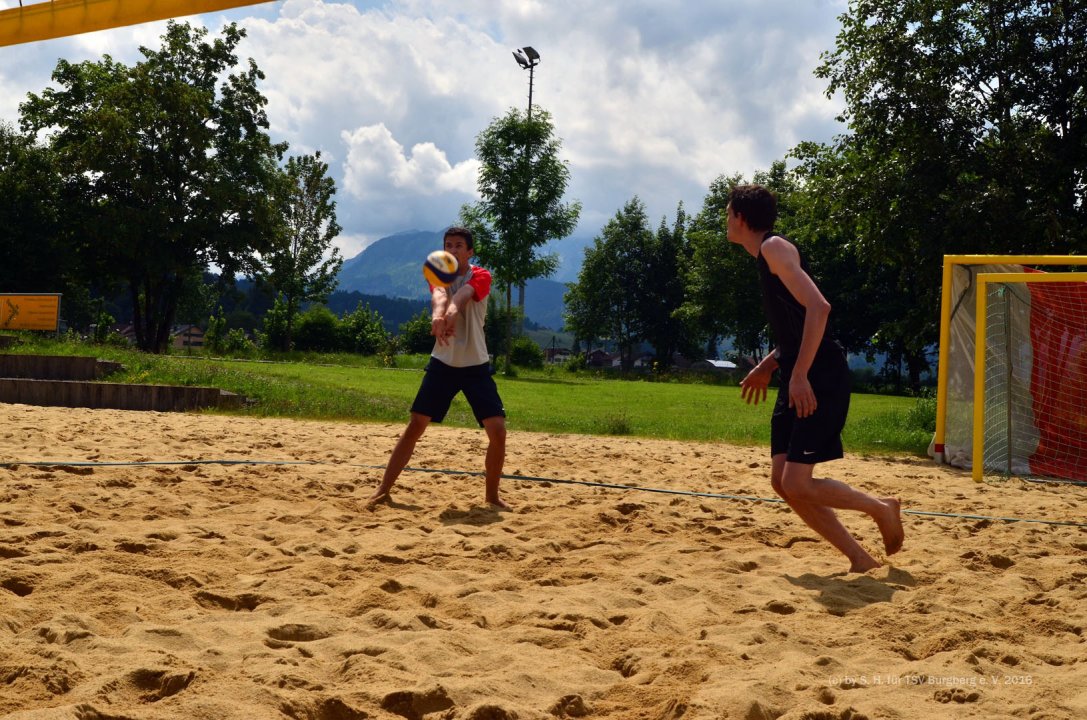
[20, 22, 285, 353]
[564, 198, 654, 371]
[460, 107, 581, 369]
[640, 203, 696, 368]
[682, 171, 777, 362]
[680, 162, 808, 364]
[0, 123, 66, 292]
[257, 151, 343, 351]
[792, 0, 1087, 389]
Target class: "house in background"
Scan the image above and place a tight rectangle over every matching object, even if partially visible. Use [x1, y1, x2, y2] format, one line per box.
[586, 349, 619, 368]
[172, 324, 205, 350]
[545, 347, 572, 364]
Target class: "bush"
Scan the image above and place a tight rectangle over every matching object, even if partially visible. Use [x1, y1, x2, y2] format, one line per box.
[205, 306, 228, 354]
[294, 306, 341, 352]
[484, 296, 519, 357]
[599, 412, 633, 435]
[261, 299, 289, 351]
[906, 390, 937, 433]
[220, 328, 257, 356]
[92, 310, 115, 344]
[399, 309, 434, 354]
[564, 353, 587, 372]
[341, 302, 389, 355]
[509, 336, 544, 368]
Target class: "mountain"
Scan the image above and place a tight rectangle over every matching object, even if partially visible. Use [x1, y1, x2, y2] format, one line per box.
[546, 234, 594, 282]
[337, 230, 442, 300]
[335, 230, 587, 330]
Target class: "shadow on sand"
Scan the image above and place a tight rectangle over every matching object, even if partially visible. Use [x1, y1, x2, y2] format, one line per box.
[785, 567, 917, 615]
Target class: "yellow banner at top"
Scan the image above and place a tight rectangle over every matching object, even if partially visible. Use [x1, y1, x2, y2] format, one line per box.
[0, 294, 62, 332]
[0, 0, 272, 48]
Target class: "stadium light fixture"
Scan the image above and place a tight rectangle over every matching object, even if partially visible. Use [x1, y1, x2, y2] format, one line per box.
[511, 46, 540, 119]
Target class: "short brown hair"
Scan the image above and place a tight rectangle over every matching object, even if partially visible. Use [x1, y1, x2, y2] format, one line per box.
[444, 226, 474, 249]
[728, 184, 777, 232]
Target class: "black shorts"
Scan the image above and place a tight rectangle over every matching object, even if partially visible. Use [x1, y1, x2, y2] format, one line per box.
[411, 358, 505, 426]
[770, 346, 851, 465]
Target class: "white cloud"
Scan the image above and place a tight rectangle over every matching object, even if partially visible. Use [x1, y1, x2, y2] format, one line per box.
[0, 0, 849, 255]
[340, 122, 479, 197]
[333, 231, 380, 259]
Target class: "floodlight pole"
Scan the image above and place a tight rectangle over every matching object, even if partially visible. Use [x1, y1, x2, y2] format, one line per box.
[512, 46, 540, 120]
[526, 59, 535, 120]
[510, 46, 541, 342]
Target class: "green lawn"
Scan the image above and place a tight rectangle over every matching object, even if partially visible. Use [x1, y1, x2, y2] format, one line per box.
[4, 339, 932, 456]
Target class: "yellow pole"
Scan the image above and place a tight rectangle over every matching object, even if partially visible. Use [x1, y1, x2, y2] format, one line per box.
[933, 256, 955, 461]
[0, 1, 273, 48]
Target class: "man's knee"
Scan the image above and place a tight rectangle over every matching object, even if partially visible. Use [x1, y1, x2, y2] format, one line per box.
[770, 454, 788, 499]
[405, 412, 430, 438]
[771, 474, 788, 500]
[780, 471, 817, 503]
[482, 416, 506, 443]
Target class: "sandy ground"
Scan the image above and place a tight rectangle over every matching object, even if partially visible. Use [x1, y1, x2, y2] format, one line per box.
[0, 403, 1084, 720]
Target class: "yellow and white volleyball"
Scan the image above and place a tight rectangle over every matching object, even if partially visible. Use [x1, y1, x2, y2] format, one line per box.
[423, 250, 459, 287]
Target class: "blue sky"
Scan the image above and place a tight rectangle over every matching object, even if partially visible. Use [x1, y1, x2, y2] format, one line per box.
[0, 0, 850, 264]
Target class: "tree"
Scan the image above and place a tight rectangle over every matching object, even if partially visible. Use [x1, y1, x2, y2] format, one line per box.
[20, 22, 285, 353]
[679, 162, 812, 365]
[398, 309, 434, 355]
[641, 203, 697, 368]
[680, 172, 767, 361]
[258, 151, 343, 351]
[792, 0, 1087, 389]
[0, 122, 91, 324]
[460, 107, 581, 369]
[564, 198, 654, 371]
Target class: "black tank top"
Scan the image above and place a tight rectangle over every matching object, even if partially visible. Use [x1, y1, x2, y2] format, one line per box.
[756, 232, 838, 372]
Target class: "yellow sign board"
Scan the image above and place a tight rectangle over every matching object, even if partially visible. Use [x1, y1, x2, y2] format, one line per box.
[0, 294, 62, 332]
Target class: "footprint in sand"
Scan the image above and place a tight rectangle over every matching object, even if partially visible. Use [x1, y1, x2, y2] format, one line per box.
[266, 623, 332, 642]
[381, 684, 455, 719]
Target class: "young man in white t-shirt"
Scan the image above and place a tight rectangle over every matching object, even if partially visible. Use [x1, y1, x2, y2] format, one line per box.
[368, 227, 509, 508]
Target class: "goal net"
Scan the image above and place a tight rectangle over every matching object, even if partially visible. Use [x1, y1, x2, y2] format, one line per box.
[934, 257, 1087, 483]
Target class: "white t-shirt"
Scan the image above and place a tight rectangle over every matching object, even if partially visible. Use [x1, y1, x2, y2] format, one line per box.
[431, 265, 492, 367]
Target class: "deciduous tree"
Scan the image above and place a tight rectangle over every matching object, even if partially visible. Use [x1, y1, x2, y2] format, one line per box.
[20, 22, 285, 353]
[257, 151, 343, 351]
[460, 107, 580, 370]
[564, 198, 653, 371]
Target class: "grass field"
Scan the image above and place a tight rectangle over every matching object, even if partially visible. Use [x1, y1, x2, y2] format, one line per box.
[3, 338, 934, 456]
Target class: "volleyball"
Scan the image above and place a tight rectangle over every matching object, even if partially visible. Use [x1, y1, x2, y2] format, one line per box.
[423, 250, 459, 287]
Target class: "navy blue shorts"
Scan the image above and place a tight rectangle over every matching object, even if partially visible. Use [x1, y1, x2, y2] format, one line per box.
[411, 358, 505, 426]
[771, 346, 851, 464]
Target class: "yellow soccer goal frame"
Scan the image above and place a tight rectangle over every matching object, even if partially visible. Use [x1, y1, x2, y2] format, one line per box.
[971, 271, 1087, 481]
[933, 255, 1087, 479]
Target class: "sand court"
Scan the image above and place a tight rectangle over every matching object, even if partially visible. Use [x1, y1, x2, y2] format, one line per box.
[1, 403, 1085, 719]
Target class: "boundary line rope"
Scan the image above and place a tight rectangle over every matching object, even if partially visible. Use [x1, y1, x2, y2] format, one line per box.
[2, 458, 1085, 528]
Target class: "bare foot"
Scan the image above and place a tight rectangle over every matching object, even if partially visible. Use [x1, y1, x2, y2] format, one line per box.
[366, 489, 391, 508]
[849, 554, 881, 573]
[487, 496, 511, 510]
[874, 497, 904, 555]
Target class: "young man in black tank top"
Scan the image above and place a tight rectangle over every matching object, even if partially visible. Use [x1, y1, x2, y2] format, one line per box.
[727, 184, 903, 573]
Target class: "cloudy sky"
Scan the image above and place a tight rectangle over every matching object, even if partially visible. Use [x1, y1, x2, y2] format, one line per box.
[0, 0, 850, 266]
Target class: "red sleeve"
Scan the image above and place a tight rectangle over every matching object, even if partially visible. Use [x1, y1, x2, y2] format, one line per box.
[467, 266, 492, 301]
